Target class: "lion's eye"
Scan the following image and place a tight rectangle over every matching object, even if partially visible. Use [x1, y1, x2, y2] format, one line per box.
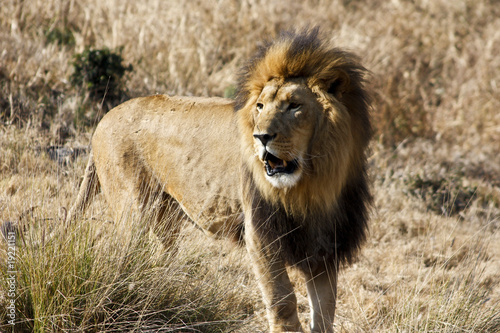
[288, 103, 301, 112]
[256, 103, 264, 112]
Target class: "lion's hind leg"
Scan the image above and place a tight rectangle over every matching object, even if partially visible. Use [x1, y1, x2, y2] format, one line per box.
[142, 189, 187, 250]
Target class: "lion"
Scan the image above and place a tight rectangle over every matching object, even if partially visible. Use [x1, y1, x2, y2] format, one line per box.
[67, 28, 372, 333]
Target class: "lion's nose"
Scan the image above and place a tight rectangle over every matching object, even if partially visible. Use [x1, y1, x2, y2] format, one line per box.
[253, 133, 276, 146]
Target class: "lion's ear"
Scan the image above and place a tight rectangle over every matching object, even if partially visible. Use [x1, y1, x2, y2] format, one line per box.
[326, 70, 350, 98]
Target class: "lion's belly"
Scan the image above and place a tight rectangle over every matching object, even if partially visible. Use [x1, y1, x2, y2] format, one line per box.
[160, 149, 243, 239]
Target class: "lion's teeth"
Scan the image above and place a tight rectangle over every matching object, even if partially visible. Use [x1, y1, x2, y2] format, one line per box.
[283, 160, 287, 167]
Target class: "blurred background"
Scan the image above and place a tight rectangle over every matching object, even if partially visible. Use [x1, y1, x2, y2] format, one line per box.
[0, 0, 499, 332]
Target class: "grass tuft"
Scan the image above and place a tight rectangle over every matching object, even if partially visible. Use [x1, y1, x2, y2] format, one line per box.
[1, 212, 252, 332]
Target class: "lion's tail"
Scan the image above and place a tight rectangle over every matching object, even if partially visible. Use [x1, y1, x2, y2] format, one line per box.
[66, 151, 100, 224]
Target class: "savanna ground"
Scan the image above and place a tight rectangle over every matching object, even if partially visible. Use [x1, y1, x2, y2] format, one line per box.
[1, 0, 499, 331]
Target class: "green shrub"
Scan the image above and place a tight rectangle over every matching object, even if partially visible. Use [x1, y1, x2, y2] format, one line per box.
[70, 47, 132, 103]
[45, 27, 75, 47]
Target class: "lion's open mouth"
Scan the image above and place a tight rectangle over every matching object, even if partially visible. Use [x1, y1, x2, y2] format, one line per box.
[264, 152, 298, 176]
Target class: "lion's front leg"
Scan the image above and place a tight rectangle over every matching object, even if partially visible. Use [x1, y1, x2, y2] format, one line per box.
[245, 222, 303, 333]
[303, 265, 337, 333]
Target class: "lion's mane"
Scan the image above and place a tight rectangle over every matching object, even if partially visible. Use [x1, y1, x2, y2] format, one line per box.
[236, 28, 372, 269]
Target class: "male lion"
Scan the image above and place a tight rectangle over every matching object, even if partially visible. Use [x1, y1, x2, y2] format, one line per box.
[68, 28, 372, 333]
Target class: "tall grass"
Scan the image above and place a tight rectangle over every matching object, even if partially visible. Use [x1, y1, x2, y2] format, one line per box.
[1, 201, 253, 332]
[373, 239, 499, 332]
[1, 0, 499, 146]
[1, 0, 499, 332]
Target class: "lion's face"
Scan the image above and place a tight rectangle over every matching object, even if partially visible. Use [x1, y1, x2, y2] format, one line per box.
[249, 78, 322, 189]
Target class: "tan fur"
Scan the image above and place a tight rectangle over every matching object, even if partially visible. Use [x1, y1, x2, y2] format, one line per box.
[68, 28, 372, 333]
[67, 95, 244, 242]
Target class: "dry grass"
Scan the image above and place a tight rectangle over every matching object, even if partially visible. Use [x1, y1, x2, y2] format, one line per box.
[1, 0, 499, 331]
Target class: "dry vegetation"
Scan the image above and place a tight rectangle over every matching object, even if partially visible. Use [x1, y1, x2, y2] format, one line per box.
[1, 0, 499, 331]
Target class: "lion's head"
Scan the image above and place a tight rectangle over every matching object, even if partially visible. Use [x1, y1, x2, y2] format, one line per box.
[236, 28, 372, 216]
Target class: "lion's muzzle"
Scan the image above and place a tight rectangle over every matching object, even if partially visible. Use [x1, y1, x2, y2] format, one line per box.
[264, 151, 298, 176]
[253, 133, 299, 177]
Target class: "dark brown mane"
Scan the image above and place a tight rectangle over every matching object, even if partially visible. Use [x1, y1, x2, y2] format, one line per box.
[243, 157, 371, 270]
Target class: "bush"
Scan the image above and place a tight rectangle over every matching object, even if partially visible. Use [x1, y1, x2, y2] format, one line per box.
[70, 47, 132, 104]
[44, 26, 75, 47]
